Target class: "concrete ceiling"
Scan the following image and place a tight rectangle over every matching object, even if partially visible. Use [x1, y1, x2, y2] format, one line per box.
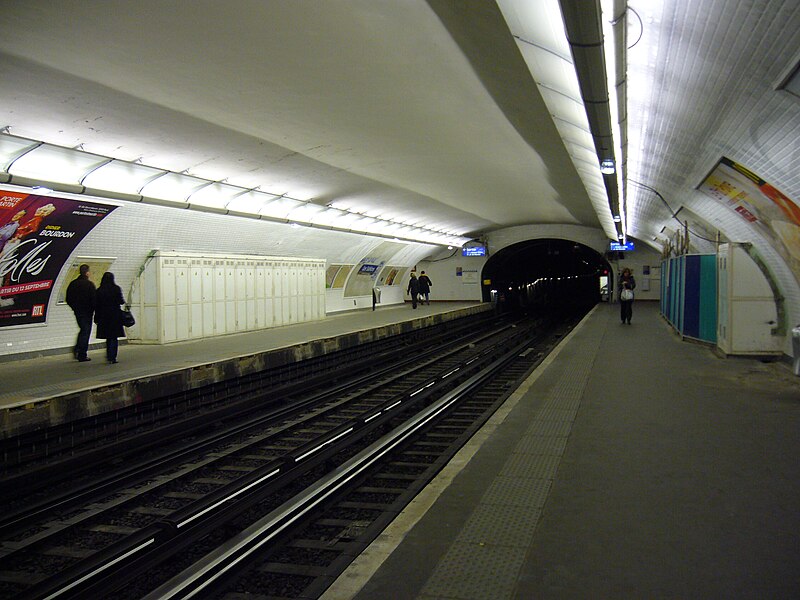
[0, 0, 798, 273]
[0, 0, 600, 242]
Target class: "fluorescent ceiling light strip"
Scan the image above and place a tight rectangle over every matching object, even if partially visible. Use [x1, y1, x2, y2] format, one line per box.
[0, 133, 467, 246]
[601, 0, 626, 239]
[83, 160, 166, 194]
[0, 136, 39, 170]
[188, 182, 243, 208]
[498, 0, 618, 239]
[140, 172, 208, 201]
[9, 144, 108, 186]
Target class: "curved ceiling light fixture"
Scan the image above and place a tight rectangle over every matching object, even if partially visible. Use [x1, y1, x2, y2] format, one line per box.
[496, 0, 619, 241]
[0, 132, 471, 247]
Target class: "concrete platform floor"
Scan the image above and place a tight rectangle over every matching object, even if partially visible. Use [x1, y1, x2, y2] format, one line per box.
[323, 301, 800, 600]
[0, 301, 482, 410]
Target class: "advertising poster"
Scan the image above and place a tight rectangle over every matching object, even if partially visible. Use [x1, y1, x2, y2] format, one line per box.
[698, 157, 800, 281]
[0, 189, 117, 327]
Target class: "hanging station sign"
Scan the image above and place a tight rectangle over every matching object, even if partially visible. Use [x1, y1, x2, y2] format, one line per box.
[609, 241, 635, 251]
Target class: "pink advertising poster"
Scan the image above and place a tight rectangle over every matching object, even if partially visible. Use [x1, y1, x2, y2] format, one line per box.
[0, 189, 117, 327]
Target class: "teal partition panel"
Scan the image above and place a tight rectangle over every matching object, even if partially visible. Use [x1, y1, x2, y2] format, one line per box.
[698, 254, 717, 342]
[664, 254, 717, 343]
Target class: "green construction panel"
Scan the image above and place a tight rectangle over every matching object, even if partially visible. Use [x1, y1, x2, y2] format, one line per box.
[698, 254, 717, 342]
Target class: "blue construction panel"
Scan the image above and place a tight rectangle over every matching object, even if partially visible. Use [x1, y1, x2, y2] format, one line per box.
[675, 257, 685, 330]
[661, 254, 717, 343]
[683, 255, 701, 338]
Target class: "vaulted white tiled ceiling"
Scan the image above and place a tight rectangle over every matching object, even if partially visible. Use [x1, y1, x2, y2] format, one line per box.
[0, 0, 798, 302]
[0, 0, 606, 248]
[626, 0, 800, 246]
[497, 0, 617, 239]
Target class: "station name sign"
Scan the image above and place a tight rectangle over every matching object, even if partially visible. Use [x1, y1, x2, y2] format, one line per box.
[609, 241, 635, 251]
[462, 246, 486, 257]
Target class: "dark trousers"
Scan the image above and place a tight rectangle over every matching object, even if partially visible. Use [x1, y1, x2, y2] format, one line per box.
[74, 312, 93, 359]
[105, 337, 119, 362]
[620, 300, 633, 323]
[411, 294, 418, 308]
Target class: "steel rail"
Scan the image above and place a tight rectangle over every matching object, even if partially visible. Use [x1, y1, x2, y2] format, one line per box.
[1, 318, 515, 539]
[0, 311, 504, 486]
[142, 330, 538, 599]
[16, 321, 532, 600]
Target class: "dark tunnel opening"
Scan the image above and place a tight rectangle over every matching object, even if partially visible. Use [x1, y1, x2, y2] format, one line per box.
[480, 238, 612, 314]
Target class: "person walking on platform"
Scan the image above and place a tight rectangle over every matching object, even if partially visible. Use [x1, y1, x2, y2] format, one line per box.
[619, 267, 636, 324]
[407, 272, 420, 309]
[66, 264, 96, 361]
[418, 271, 432, 305]
[94, 272, 126, 364]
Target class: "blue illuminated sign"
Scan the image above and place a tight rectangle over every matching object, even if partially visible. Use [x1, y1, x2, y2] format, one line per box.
[462, 246, 486, 256]
[358, 264, 380, 274]
[609, 241, 635, 251]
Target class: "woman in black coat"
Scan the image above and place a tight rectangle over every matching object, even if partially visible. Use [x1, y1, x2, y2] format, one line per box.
[94, 272, 126, 363]
[619, 267, 636, 324]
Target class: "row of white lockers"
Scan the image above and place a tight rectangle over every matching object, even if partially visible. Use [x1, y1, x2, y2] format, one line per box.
[131, 251, 326, 343]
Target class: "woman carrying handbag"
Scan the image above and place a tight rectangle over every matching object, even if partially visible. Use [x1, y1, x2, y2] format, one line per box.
[95, 272, 126, 363]
[619, 267, 636, 324]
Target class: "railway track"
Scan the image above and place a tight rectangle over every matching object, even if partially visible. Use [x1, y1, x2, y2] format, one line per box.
[0, 310, 499, 488]
[0, 309, 582, 599]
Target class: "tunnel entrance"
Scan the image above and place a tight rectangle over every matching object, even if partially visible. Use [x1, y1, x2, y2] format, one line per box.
[481, 238, 612, 312]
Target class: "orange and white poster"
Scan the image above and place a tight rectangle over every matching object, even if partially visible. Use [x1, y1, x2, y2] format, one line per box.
[698, 157, 800, 280]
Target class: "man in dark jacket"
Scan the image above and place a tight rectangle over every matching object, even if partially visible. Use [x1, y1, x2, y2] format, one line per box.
[407, 272, 421, 309]
[66, 264, 96, 361]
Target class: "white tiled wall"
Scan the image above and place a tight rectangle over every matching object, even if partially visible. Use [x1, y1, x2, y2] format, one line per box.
[0, 195, 423, 357]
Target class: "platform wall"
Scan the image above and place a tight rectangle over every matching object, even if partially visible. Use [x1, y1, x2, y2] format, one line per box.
[0, 188, 430, 358]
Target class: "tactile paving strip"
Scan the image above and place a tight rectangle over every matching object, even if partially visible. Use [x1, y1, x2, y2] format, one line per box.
[521, 419, 574, 437]
[514, 435, 568, 456]
[499, 453, 561, 480]
[421, 543, 528, 599]
[418, 315, 606, 599]
[536, 407, 578, 422]
[481, 476, 552, 509]
[456, 503, 541, 546]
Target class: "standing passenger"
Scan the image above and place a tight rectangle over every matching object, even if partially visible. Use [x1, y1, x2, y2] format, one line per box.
[94, 272, 126, 364]
[418, 271, 432, 305]
[65, 264, 96, 361]
[619, 267, 636, 324]
[407, 272, 420, 309]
